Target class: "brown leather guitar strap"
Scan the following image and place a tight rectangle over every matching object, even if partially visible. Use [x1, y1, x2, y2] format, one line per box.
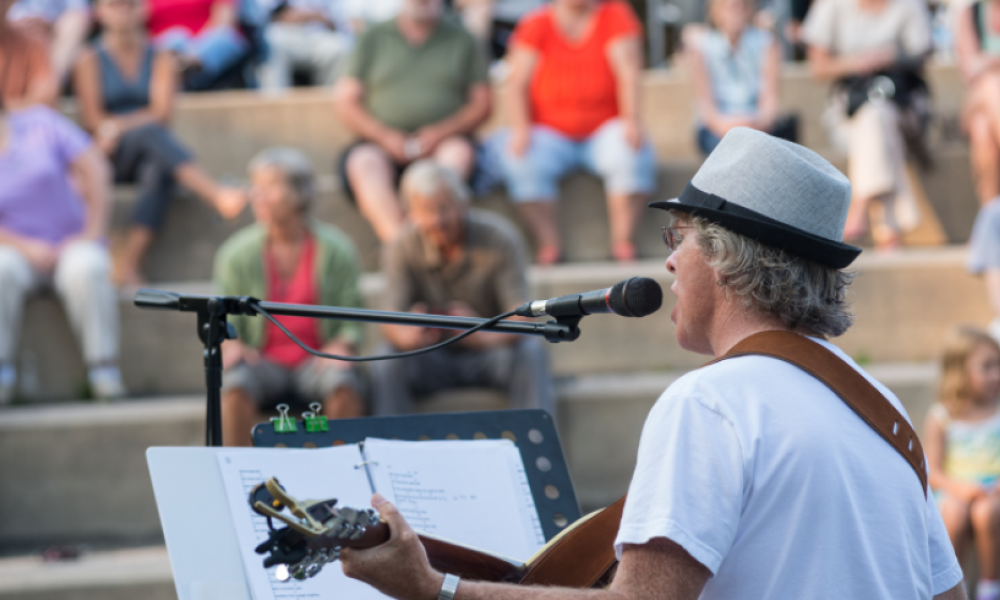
[711, 331, 928, 496]
[522, 331, 927, 588]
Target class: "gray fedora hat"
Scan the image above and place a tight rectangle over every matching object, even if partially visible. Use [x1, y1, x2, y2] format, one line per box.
[649, 127, 861, 269]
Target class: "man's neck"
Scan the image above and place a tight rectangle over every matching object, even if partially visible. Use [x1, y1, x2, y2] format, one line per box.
[396, 14, 436, 45]
[708, 305, 794, 358]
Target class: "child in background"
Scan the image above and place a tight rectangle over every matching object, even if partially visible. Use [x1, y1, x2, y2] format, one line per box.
[925, 326, 1000, 600]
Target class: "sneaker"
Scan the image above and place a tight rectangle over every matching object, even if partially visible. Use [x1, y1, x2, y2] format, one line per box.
[88, 366, 127, 402]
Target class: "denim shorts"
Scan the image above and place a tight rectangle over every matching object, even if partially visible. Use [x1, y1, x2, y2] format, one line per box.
[495, 118, 656, 202]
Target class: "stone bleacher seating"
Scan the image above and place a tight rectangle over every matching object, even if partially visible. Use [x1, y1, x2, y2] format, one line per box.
[0, 61, 990, 599]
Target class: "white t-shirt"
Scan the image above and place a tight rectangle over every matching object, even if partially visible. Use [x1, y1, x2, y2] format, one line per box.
[801, 0, 931, 57]
[613, 337, 962, 599]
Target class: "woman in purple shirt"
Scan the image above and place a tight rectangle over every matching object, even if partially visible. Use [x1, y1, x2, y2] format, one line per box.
[0, 104, 126, 403]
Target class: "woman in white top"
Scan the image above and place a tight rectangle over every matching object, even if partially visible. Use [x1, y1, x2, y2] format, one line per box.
[803, 0, 931, 250]
[688, 0, 781, 155]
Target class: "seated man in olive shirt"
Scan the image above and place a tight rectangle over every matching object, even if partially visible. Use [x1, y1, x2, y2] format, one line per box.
[333, 0, 491, 245]
[370, 160, 555, 416]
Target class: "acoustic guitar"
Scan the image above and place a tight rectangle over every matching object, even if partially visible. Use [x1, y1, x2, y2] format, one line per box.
[250, 477, 622, 589]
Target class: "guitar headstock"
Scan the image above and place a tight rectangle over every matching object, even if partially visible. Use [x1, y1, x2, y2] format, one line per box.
[249, 478, 388, 581]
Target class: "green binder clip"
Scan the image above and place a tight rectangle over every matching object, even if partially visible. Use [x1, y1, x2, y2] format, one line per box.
[272, 404, 298, 434]
[303, 402, 329, 433]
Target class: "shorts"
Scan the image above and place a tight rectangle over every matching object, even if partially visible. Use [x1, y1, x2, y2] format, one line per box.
[336, 136, 479, 205]
[221, 357, 361, 410]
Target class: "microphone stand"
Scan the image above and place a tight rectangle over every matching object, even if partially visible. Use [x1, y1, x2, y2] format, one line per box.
[134, 289, 582, 447]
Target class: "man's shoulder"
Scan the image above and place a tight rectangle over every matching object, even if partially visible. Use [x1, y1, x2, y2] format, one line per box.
[467, 209, 528, 253]
[434, 16, 479, 45]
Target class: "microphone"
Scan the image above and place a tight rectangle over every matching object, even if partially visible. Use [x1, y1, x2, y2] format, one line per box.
[515, 277, 663, 319]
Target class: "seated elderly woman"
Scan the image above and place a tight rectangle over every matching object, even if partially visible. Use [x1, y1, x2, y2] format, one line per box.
[687, 0, 781, 155]
[496, 0, 656, 265]
[803, 0, 932, 251]
[0, 104, 125, 404]
[74, 0, 246, 285]
[214, 148, 366, 446]
[957, 0, 1000, 205]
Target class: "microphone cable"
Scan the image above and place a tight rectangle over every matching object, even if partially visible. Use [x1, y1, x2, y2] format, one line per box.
[249, 300, 519, 362]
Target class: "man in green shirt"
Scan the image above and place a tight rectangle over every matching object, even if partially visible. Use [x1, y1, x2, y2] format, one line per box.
[333, 0, 491, 244]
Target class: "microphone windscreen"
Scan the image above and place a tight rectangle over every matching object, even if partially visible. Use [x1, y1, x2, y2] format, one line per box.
[609, 277, 663, 317]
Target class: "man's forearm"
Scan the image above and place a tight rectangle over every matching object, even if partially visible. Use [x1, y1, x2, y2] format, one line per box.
[423, 87, 491, 139]
[337, 99, 395, 143]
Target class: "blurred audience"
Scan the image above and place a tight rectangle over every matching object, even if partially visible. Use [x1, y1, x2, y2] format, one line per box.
[344, 0, 400, 32]
[0, 0, 58, 108]
[74, 0, 247, 286]
[0, 104, 125, 404]
[370, 160, 555, 416]
[957, 0, 1000, 205]
[803, 0, 932, 250]
[924, 326, 1000, 600]
[257, 0, 353, 90]
[455, 0, 544, 59]
[333, 0, 491, 243]
[687, 0, 783, 155]
[147, 0, 250, 90]
[968, 198, 1000, 340]
[216, 147, 365, 446]
[7, 0, 90, 84]
[496, 0, 655, 265]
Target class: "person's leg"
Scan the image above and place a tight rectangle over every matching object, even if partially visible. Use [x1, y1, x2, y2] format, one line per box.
[496, 126, 577, 264]
[938, 495, 973, 561]
[432, 135, 476, 180]
[344, 143, 405, 242]
[0, 246, 38, 403]
[504, 338, 556, 417]
[295, 358, 366, 418]
[971, 495, 1000, 586]
[221, 359, 290, 446]
[368, 343, 460, 415]
[696, 125, 722, 156]
[116, 126, 187, 285]
[184, 26, 249, 89]
[845, 101, 900, 246]
[969, 110, 1000, 205]
[259, 23, 297, 90]
[52, 240, 124, 399]
[585, 118, 657, 261]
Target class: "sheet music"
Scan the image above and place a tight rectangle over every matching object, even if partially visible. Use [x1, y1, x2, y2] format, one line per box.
[363, 438, 545, 561]
[216, 447, 389, 600]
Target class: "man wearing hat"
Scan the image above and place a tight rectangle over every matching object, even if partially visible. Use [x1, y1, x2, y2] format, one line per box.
[337, 128, 965, 599]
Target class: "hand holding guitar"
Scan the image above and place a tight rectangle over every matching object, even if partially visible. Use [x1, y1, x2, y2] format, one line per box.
[340, 494, 444, 600]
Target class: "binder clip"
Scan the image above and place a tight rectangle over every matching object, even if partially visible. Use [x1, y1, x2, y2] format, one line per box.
[303, 402, 328, 433]
[272, 404, 298, 434]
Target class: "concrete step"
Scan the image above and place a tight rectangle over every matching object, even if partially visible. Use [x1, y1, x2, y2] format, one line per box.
[13, 246, 992, 399]
[0, 546, 174, 600]
[0, 360, 938, 552]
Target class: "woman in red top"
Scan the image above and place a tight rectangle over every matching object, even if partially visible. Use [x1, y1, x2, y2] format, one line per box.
[498, 0, 656, 264]
[147, 0, 248, 90]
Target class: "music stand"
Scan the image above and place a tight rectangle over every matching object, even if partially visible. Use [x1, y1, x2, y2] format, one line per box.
[252, 409, 581, 542]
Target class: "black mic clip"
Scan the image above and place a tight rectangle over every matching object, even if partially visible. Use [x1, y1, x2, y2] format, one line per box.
[540, 315, 582, 343]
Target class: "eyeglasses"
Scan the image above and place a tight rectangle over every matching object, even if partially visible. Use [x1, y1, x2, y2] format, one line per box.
[661, 225, 693, 251]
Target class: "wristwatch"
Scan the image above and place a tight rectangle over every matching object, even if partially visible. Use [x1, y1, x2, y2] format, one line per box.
[437, 573, 460, 600]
